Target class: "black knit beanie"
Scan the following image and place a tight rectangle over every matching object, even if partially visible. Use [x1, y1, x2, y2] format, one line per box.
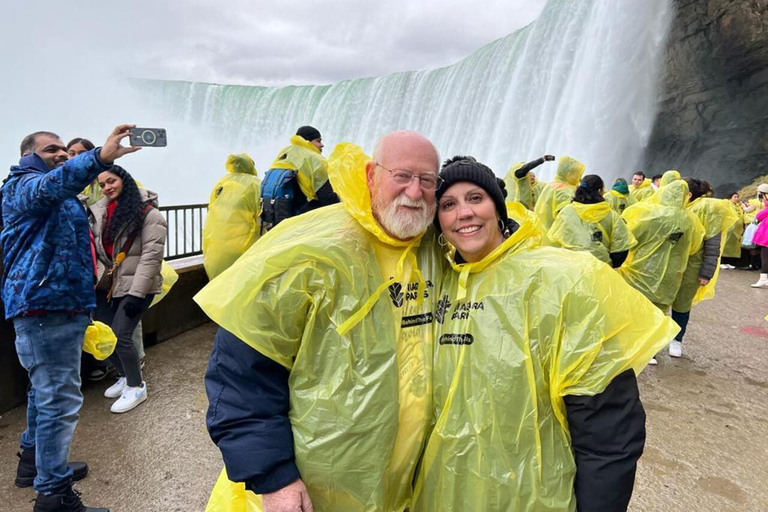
[296, 125, 321, 142]
[434, 157, 508, 233]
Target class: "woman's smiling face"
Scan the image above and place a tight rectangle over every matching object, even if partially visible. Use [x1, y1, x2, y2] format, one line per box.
[437, 181, 503, 263]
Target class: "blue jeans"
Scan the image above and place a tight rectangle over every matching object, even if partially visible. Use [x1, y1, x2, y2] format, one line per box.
[14, 312, 89, 495]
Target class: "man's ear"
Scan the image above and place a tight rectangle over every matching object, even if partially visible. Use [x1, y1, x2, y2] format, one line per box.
[365, 160, 377, 189]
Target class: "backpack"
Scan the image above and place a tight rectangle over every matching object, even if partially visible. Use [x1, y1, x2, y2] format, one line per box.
[259, 168, 301, 233]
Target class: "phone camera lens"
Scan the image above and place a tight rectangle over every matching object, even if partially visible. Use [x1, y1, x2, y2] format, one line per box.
[141, 130, 157, 145]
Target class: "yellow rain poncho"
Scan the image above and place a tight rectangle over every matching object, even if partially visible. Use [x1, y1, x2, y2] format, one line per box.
[745, 198, 765, 223]
[504, 163, 533, 210]
[722, 199, 746, 258]
[619, 181, 705, 310]
[672, 196, 739, 312]
[270, 135, 329, 202]
[412, 203, 678, 512]
[531, 179, 547, 208]
[548, 201, 635, 266]
[197, 143, 440, 512]
[629, 178, 654, 202]
[202, 154, 262, 280]
[604, 189, 637, 214]
[83, 321, 117, 360]
[533, 156, 585, 231]
[646, 170, 681, 205]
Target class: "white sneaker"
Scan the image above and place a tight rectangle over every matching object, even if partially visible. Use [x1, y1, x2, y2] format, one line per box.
[649, 357, 658, 365]
[111, 382, 147, 414]
[751, 273, 768, 288]
[669, 340, 682, 358]
[104, 377, 127, 398]
[719, 264, 729, 269]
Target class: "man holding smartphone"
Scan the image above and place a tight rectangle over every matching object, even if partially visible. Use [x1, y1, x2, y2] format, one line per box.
[2, 124, 140, 512]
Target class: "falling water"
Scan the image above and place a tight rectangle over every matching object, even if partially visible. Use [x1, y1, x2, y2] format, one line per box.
[135, 0, 673, 202]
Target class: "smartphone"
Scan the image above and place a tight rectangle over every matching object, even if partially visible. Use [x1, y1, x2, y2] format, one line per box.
[129, 128, 167, 147]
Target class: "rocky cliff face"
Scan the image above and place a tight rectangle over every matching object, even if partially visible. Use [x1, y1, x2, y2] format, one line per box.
[644, 0, 768, 195]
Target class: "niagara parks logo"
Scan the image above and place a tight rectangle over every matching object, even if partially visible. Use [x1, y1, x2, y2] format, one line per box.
[436, 295, 452, 324]
[388, 282, 404, 307]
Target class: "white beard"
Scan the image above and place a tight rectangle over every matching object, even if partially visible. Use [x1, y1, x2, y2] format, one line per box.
[373, 193, 436, 240]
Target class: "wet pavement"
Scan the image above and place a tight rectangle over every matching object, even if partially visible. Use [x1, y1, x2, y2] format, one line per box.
[0, 269, 767, 511]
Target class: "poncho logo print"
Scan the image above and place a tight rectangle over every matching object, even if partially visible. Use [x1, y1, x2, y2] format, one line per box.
[435, 295, 452, 324]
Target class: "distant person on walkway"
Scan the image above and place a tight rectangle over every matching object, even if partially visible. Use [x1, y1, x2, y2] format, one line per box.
[670, 178, 738, 358]
[199, 131, 441, 512]
[2, 124, 139, 512]
[749, 183, 768, 288]
[620, 181, 704, 364]
[530, 171, 547, 207]
[533, 156, 585, 231]
[203, 154, 261, 279]
[549, 174, 635, 268]
[629, 172, 653, 202]
[502, 154, 555, 210]
[259, 125, 337, 232]
[720, 192, 746, 269]
[604, 178, 636, 214]
[90, 165, 166, 414]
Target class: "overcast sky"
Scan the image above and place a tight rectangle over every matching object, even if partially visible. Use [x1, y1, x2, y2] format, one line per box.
[3, 0, 546, 86]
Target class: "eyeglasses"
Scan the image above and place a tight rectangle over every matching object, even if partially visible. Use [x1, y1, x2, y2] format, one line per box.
[375, 163, 443, 191]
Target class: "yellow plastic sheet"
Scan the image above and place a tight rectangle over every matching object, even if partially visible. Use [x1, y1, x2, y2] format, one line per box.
[548, 202, 635, 265]
[202, 154, 262, 279]
[149, 261, 179, 308]
[196, 143, 440, 512]
[722, 199, 746, 258]
[533, 156, 585, 231]
[672, 196, 739, 312]
[604, 189, 637, 214]
[503, 162, 533, 210]
[531, 180, 547, 208]
[412, 203, 679, 512]
[269, 135, 328, 201]
[619, 181, 704, 310]
[83, 321, 117, 360]
[629, 178, 654, 202]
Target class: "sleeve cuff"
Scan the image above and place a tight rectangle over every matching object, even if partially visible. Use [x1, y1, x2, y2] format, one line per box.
[93, 148, 110, 170]
[245, 459, 301, 495]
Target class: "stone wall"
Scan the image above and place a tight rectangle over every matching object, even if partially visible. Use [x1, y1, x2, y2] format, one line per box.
[644, 0, 768, 196]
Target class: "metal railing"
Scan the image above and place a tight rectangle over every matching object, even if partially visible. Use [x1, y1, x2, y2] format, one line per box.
[159, 204, 208, 260]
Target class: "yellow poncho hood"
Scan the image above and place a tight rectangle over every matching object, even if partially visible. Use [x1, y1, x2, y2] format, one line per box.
[225, 153, 257, 175]
[553, 156, 586, 188]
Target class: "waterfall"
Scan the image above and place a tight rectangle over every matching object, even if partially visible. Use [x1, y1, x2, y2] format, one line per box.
[134, 0, 672, 203]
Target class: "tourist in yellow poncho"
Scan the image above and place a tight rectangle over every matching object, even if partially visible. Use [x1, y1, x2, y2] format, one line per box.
[645, 169, 682, 205]
[533, 156, 585, 231]
[202, 153, 261, 279]
[604, 178, 637, 214]
[549, 174, 635, 268]
[412, 157, 678, 512]
[629, 171, 654, 202]
[669, 178, 739, 359]
[502, 155, 554, 210]
[620, 180, 704, 311]
[260, 126, 336, 232]
[197, 132, 443, 512]
[530, 171, 547, 207]
[721, 191, 747, 266]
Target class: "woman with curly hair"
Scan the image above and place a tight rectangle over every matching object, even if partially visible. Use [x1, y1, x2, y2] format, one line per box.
[90, 165, 167, 413]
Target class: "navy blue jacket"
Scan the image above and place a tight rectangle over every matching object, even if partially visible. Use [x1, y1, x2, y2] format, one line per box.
[1, 150, 108, 319]
[205, 328, 300, 494]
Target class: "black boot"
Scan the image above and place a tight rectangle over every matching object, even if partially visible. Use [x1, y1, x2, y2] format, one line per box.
[33, 487, 109, 512]
[16, 448, 89, 488]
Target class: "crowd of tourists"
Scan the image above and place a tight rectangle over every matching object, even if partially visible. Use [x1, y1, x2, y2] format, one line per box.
[2, 123, 766, 512]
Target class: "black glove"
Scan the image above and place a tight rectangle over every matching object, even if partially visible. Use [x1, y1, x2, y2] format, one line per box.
[121, 295, 146, 318]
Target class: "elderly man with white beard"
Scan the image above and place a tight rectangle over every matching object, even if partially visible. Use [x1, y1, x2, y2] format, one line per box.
[196, 131, 443, 512]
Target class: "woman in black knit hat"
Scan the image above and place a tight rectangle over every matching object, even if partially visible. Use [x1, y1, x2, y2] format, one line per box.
[413, 156, 679, 512]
